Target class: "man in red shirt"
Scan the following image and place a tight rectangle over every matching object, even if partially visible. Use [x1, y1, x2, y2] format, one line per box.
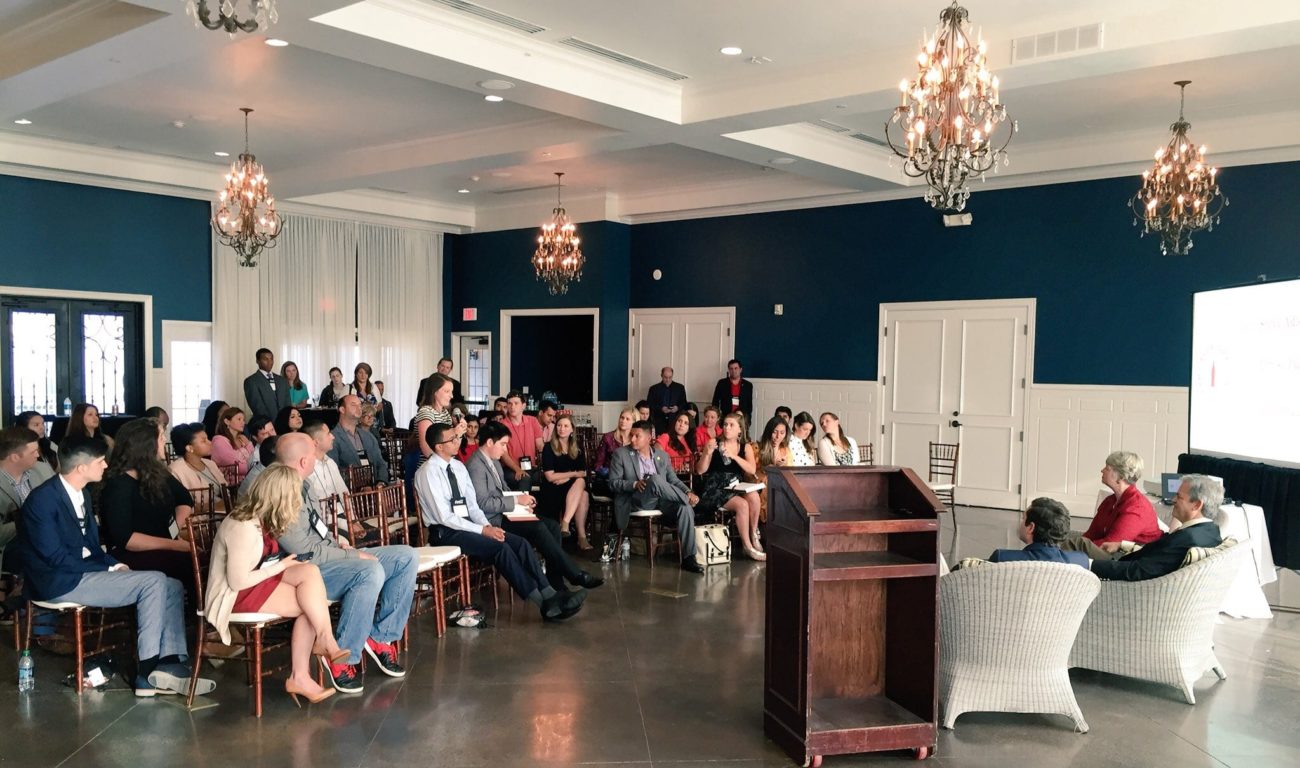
[710, 359, 753, 438]
[1063, 450, 1162, 560]
[501, 391, 543, 491]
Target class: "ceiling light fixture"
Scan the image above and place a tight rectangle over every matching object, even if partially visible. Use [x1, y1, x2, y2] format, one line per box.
[478, 79, 515, 90]
[885, 1, 1015, 211]
[212, 107, 281, 268]
[532, 172, 584, 296]
[720, 46, 743, 55]
[458, 189, 471, 194]
[186, 1, 277, 36]
[484, 94, 504, 103]
[770, 157, 797, 166]
[13, 118, 32, 125]
[264, 37, 289, 47]
[1129, 81, 1226, 256]
[214, 151, 230, 157]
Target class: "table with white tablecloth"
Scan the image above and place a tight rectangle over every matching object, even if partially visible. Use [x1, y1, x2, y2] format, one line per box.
[1155, 501, 1276, 619]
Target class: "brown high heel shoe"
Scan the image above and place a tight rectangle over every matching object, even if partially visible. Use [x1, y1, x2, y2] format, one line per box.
[313, 644, 351, 664]
[285, 679, 336, 707]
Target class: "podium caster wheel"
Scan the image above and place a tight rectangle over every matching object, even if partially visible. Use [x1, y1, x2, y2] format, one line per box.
[914, 746, 931, 760]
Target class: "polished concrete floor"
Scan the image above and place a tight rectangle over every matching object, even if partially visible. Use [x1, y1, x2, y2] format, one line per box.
[2, 507, 1298, 767]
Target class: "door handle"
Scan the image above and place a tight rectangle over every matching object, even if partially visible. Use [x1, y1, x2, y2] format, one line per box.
[950, 420, 962, 428]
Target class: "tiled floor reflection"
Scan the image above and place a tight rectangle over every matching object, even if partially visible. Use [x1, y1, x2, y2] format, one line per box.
[2, 507, 1297, 767]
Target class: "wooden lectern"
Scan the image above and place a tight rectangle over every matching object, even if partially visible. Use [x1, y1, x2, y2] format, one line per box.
[763, 466, 941, 764]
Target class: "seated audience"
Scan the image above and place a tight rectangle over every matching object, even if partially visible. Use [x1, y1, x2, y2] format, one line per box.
[243, 348, 292, 421]
[1091, 475, 1224, 582]
[167, 423, 228, 512]
[360, 403, 379, 436]
[595, 407, 636, 474]
[538, 400, 558, 443]
[246, 415, 276, 471]
[695, 405, 722, 448]
[610, 420, 704, 573]
[302, 422, 349, 525]
[211, 406, 254, 476]
[276, 433, 416, 691]
[15, 411, 58, 468]
[347, 363, 383, 430]
[696, 413, 763, 560]
[143, 407, 170, 431]
[274, 406, 304, 437]
[100, 418, 196, 597]
[328, 395, 390, 484]
[817, 412, 859, 466]
[500, 391, 543, 492]
[238, 437, 278, 498]
[647, 366, 690, 436]
[318, 367, 348, 409]
[467, 421, 602, 590]
[17, 438, 214, 698]
[374, 380, 396, 431]
[988, 497, 1089, 567]
[657, 412, 696, 473]
[774, 405, 793, 423]
[788, 412, 818, 467]
[493, 397, 508, 418]
[1, 427, 54, 584]
[538, 415, 591, 549]
[280, 361, 311, 408]
[67, 402, 113, 452]
[634, 400, 652, 428]
[456, 413, 480, 463]
[414, 423, 584, 622]
[206, 464, 346, 706]
[201, 400, 228, 444]
[758, 416, 790, 471]
[1063, 451, 1162, 560]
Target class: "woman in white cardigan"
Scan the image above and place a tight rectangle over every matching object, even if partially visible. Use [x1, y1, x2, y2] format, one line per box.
[205, 464, 347, 706]
[817, 412, 860, 466]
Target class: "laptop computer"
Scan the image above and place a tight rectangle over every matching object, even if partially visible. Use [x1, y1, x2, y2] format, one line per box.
[1160, 473, 1182, 505]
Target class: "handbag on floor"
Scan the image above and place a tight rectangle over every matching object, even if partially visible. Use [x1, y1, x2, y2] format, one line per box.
[694, 524, 731, 566]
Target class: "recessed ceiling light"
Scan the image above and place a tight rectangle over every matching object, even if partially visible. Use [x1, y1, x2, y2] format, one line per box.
[214, 151, 230, 157]
[265, 38, 289, 47]
[478, 79, 514, 90]
[13, 118, 32, 125]
[172, 120, 186, 129]
[457, 188, 471, 194]
[770, 157, 797, 166]
[720, 46, 743, 56]
[541, 152, 552, 158]
[484, 94, 504, 103]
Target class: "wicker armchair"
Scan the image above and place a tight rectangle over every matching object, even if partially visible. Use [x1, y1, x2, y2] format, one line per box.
[1069, 542, 1246, 704]
[940, 561, 1100, 731]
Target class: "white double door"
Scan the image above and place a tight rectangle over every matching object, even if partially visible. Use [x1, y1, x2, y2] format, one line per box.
[628, 307, 735, 405]
[881, 300, 1033, 510]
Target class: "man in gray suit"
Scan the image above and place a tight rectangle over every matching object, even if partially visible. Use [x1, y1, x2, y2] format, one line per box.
[1, 426, 55, 573]
[609, 420, 704, 573]
[242, 347, 292, 421]
[467, 421, 603, 591]
[327, 395, 390, 483]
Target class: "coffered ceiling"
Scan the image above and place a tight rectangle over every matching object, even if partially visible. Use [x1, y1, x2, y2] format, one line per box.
[2, 0, 1298, 231]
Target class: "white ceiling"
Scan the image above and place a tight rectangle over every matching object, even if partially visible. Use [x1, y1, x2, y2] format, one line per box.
[1, 0, 1298, 230]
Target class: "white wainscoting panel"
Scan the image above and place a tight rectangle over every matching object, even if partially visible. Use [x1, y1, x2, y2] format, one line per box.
[1024, 384, 1188, 517]
[749, 378, 878, 451]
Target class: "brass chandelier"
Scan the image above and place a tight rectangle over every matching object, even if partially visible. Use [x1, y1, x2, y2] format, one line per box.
[532, 173, 584, 295]
[212, 108, 282, 268]
[1128, 81, 1226, 256]
[185, 1, 277, 36]
[885, 1, 1015, 212]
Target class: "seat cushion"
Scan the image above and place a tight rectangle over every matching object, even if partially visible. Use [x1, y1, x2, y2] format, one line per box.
[228, 612, 284, 623]
[32, 600, 84, 610]
[631, 509, 662, 518]
[416, 545, 462, 566]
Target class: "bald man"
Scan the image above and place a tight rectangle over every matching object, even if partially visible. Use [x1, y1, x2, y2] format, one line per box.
[274, 433, 417, 694]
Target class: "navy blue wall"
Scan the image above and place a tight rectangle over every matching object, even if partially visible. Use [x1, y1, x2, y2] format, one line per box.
[447, 220, 631, 401]
[631, 162, 1300, 386]
[0, 175, 212, 367]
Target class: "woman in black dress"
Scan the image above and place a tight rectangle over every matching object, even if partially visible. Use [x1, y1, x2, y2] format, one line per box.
[537, 415, 592, 550]
[696, 412, 764, 561]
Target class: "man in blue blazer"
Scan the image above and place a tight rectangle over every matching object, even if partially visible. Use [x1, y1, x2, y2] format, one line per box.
[609, 421, 704, 573]
[988, 497, 1089, 568]
[328, 395, 390, 483]
[1091, 475, 1224, 582]
[16, 438, 214, 698]
[242, 347, 292, 421]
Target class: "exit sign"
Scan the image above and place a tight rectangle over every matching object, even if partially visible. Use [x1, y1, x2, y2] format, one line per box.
[462, 307, 477, 322]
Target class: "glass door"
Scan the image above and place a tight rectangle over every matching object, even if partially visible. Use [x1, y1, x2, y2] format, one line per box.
[2, 295, 144, 421]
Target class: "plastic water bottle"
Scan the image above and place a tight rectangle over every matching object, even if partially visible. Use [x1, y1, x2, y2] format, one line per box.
[62, 397, 72, 417]
[18, 650, 34, 692]
[620, 538, 631, 561]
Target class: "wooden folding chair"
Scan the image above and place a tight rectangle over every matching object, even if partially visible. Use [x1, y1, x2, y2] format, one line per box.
[928, 441, 960, 550]
[343, 463, 376, 493]
[858, 442, 875, 466]
[23, 601, 134, 694]
[217, 462, 246, 489]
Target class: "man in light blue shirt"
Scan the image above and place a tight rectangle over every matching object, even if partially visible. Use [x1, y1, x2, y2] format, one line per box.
[414, 423, 583, 623]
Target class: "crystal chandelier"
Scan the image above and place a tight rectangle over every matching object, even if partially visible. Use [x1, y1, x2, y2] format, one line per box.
[1128, 81, 1227, 256]
[885, 1, 1015, 212]
[185, 1, 278, 36]
[532, 173, 584, 295]
[213, 108, 282, 268]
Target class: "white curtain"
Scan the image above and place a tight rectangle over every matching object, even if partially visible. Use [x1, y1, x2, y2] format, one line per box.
[212, 213, 358, 415]
[357, 223, 442, 428]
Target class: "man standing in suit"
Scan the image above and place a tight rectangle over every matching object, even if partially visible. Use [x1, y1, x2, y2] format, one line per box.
[988, 497, 1088, 568]
[710, 359, 754, 437]
[1091, 474, 1224, 582]
[609, 421, 704, 573]
[647, 367, 690, 437]
[16, 438, 215, 698]
[467, 421, 602, 591]
[1, 427, 55, 574]
[328, 395, 390, 484]
[242, 348, 292, 421]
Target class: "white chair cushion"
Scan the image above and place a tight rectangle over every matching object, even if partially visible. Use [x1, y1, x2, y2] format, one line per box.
[590, 495, 612, 503]
[33, 600, 84, 610]
[928, 482, 956, 491]
[416, 545, 461, 567]
[229, 612, 283, 623]
[631, 509, 662, 518]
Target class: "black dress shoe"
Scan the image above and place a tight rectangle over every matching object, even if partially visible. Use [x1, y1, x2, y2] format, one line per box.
[544, 602, 583, 622]
[559, 588, 587, 611]
[540, 595, 564, 620]
[573, 571, 605, 589]
[681, 556, 705, 574]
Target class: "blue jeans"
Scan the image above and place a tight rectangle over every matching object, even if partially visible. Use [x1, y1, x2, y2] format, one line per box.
[53, 570, 188, 662]
[317, 546, 418, 659]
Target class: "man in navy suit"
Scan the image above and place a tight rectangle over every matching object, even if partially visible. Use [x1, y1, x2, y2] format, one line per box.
[647, 366, 690, 437]
[1091, 474, 1224, 582]
[988, 497, 1089, 568]
[16, 438, 214, 698]
[242, 347, 292, 421]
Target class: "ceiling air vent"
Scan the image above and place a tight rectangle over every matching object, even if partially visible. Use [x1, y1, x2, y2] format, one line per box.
[491, 183, 564, 196]
[427, 0, 546, 34]
[556, 37, 688, 81]
[809, 119, 852, 134]
[849, 132, 887, 147]
[1012, 23, 1104, 64]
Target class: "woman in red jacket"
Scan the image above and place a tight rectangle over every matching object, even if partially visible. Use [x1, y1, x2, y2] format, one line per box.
[1066, 450, 1162, 559]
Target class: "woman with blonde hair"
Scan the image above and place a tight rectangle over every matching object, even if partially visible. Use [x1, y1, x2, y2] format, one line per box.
[205, 465, 350, 706]
[594, 407, 636, 474]
[817, 412, 860, 466]
[539, 414, 591, 549]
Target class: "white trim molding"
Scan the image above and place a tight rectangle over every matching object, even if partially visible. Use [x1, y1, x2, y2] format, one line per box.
[749, 377, 878, 451]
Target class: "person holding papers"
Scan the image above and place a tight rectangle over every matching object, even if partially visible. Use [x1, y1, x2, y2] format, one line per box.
[610, 420, 705, 573]
[696, 412, 764, 561]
